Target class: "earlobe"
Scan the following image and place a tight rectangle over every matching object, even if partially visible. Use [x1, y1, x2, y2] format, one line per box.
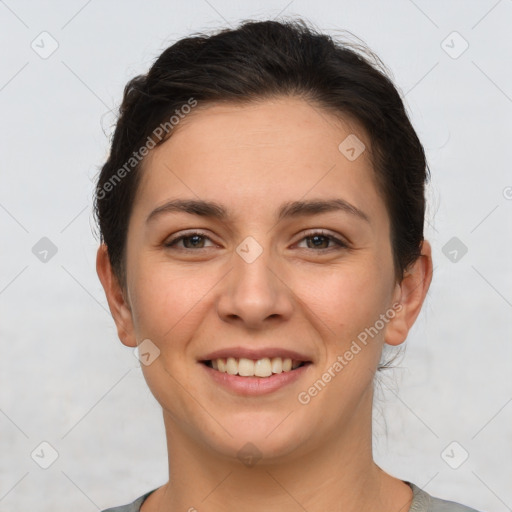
[385, 240, 433, 347]
[96, 244, 138, 347]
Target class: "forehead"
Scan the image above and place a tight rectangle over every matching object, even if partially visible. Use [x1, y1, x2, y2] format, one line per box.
[149, 96, 367, 161]
[133, 96, 386, 226]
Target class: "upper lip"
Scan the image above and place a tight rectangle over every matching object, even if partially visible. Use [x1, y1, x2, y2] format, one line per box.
[200, 347, 313, 362]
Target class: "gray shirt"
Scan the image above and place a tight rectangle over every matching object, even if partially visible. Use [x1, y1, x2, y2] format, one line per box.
[101, 481, 482, 511]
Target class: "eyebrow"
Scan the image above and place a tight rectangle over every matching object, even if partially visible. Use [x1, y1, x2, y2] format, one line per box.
[146, 198, 370, 224]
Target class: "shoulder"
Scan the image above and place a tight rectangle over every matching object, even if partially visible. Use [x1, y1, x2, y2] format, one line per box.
[408, 482, 482, 512]
[100, 489, 157, 512]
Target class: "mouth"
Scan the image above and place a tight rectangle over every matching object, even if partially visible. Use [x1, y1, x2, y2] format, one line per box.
[200, 357, 311, 378]
[198, 348, 314, 395]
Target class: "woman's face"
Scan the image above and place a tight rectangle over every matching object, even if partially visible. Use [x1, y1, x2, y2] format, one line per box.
[111, 96, 412, 461]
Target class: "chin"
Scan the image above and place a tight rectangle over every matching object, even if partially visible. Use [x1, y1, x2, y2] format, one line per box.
[197, 411, 315, 465]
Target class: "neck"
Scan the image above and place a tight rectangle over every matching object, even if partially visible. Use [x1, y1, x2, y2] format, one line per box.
[145, 389, 412, 512]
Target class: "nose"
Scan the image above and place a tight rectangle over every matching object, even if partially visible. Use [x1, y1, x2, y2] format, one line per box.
[216, 242, 294, 330]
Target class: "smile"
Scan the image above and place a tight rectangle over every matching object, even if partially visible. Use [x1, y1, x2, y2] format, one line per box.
[200, 357, 313, 396]
[202, 357, 308, 377]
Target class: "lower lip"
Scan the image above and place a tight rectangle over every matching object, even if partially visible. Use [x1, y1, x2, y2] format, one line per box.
[200, 362, 312, 396]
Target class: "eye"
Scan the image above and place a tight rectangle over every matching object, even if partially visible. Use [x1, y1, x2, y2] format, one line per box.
[163, 229, 348, 252]
[164, 231, 216, 250]
[296, 230, 348, 251]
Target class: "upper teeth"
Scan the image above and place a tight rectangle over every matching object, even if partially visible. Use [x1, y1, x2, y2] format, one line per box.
[210, 357, 302, 377]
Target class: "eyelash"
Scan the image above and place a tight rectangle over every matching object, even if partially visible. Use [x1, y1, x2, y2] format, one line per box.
[164, 230, 348, 252]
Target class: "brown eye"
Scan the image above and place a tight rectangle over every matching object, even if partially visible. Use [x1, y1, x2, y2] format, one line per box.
[164, 232, 214, 250]
[297, 231, 347, 251]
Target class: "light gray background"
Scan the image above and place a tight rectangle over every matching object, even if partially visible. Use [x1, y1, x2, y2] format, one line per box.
[1, 1, 511, 511]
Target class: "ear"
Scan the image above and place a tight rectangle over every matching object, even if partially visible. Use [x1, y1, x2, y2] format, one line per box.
[385, 239, 433, 346]
[96, 243, 137, 347]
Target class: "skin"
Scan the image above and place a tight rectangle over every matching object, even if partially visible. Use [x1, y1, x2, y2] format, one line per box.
[97, 96, 433, 512]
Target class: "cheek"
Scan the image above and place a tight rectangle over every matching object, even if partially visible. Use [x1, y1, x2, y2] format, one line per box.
[129, 261, 217, 340]
[298, 261, 389, 339]
[129, 264, 216, 411]
[296, 265, 388, 412]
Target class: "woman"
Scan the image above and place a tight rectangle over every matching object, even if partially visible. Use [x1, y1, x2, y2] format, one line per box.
[95, 18, 481, 512]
